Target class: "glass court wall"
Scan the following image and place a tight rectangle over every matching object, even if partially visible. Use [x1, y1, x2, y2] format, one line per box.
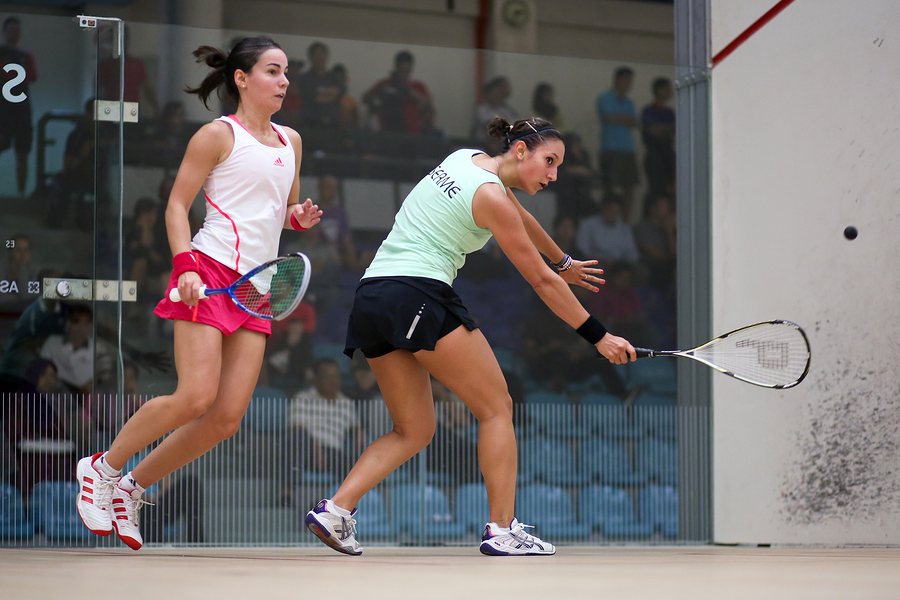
[0, 14, 701, 547]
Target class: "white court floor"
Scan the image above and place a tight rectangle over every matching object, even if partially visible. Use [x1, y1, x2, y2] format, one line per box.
[2, 546, 899, 600]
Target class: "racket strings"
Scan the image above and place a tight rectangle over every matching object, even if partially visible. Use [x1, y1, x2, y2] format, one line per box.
[693, 323, 809, 387]
[233, 257, 309, 319]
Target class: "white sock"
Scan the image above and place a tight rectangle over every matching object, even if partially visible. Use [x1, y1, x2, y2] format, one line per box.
[488, 522, 510, 533]
[327, 499, 352, 516]
[93, 453, 122, 478]
[118, 471, 146, 497]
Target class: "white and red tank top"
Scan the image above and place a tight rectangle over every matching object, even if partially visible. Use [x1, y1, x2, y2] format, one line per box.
[191, 115, 295, 275]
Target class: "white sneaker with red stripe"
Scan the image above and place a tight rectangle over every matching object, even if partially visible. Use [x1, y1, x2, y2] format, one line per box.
[111, 485, 149, 550]
[479, 518, 556, 556]
[75, 453, 120, 536]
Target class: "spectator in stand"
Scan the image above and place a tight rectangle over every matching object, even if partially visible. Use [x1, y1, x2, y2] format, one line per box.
[96, 25, 158, 115]
[554, 132, 597, 220]
[46, 99, 97, 230]
[641, 77, 676, 201]
[330, 63, 359, 132]
[345, 355, 392, 440]
[297, 42, 342, 130]
[265, 302, 316, 394]
[472, 76, 519, 154]
[363, 50, 433, 134]
[585, 261, 655, 348]
[285, 358, 366, 477]
[315, 174, 359, 271]
[39, 304, 112, 394]
[575, 193, 640, 268]
[633, 194, 677, 292]
[149, 101, 192, 167]
[429, 377, 479, 482]
[125, 198, 170, 314]
[531, 83, 566, 132]
[0, 16, 37, 196]
[596, 66, 640, 222]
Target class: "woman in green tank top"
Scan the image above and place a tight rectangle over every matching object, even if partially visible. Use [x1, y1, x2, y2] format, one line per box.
[306, 117, 636, 557]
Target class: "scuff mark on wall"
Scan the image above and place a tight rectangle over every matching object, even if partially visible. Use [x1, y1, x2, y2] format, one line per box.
[781, 337, 900, 525]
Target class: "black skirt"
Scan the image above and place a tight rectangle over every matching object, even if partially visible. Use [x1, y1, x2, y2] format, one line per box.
[344, 276, 478, 359]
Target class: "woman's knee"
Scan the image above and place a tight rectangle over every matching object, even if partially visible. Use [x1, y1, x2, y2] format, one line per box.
[169, 387, 218, 422]
[470, 393, 514, 423]
[393, 420, 436, 450]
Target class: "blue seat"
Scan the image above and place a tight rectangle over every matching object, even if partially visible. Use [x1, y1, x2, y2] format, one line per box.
[389, 484, 467, 540]
[525, 403, 585, 440]
[326, 485, 393, 539]
[579, 405, 639, 439]
[519, 436, 590, 486]
[628, 358, 677, 395]
[0, 483, 34, 540]
[579, 485, 654, 539]
[579, 439, 646, 485]
[516, 484, 591, 539]
[580, 485, 655, 538]
[639, 485, 678, 538]
[633, 405, 678, 440]
[243, 390, 289, 433]
[635, 438, 678, 485]
[30, 481, 92, 541]
[454, 483, 490, 534]
[525, 391, 569, 404]
[579, 392, 623, 406]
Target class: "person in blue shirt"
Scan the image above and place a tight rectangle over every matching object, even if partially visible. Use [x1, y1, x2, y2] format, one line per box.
[596, 66, 640, 221]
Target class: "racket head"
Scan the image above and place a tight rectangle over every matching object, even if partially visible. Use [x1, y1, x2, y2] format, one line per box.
[228, 253, 312, 321]
[688, 320, 811, 388]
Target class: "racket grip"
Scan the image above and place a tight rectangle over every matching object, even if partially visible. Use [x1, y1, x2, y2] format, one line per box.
[168, 286, 207, 303]
[634, 348, 655, 359]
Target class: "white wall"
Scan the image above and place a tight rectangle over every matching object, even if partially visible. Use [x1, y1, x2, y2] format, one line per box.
[711, 0, 900, 544]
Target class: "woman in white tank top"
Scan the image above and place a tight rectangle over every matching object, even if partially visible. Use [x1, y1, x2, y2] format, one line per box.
[74, 37, 322, 551]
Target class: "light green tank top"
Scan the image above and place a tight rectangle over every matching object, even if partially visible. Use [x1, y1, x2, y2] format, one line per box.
[363, 149, 503, 285]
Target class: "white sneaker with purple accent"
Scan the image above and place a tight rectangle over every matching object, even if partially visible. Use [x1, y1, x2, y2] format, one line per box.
[305, 498, 362, 556]
[479, 518, 556, 556]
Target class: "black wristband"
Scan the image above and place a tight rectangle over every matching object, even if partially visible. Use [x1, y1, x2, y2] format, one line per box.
[576, 315, 608, 345]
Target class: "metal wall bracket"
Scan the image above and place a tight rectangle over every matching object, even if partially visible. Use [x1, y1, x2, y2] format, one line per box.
[43, 278, 137, 302]
[674, 69, 710, 90]
[95, 100, 139, 123]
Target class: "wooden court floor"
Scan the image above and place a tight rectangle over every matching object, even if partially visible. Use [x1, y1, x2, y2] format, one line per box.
[2, 545, 898, 600]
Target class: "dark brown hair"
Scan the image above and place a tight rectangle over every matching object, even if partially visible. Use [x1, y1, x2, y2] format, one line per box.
[486, 116, 563, 154]
[184, 37, 282, 110]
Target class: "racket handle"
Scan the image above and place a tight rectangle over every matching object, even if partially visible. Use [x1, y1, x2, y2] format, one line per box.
[634, 348, 655, 359]
[168, 285, 208, 303]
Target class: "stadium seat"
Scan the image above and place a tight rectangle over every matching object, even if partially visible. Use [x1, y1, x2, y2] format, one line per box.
[638, 485, 678, 538]
[0, 483, 34, 539]
[389, 484, 467, 540]
[30, 481, 92, 540]
[579, 439, 647, 486]
[516, 484, 591, 539]
[454, 483, 490, 534]
[579, 485, 654, 539]
[243, 390, 289, 433]
[519, 436, 590, 486]
[525, 391, 569, 404]
[633, 405, 678, 440]
[579, 392, 624, 406]
[579, 405, 639, 439]
[628, 358, 677, 395]
[525, 403, 585, 440]
[635, 438, 678, 486]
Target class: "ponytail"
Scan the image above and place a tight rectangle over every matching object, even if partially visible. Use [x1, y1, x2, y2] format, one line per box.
[183, 37, 282, 111]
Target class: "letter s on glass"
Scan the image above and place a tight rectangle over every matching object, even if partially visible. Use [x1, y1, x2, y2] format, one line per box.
[2, 64, 27, 103]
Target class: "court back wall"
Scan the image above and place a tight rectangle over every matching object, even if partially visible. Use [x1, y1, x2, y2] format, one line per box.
[710, 0, 900, 544]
